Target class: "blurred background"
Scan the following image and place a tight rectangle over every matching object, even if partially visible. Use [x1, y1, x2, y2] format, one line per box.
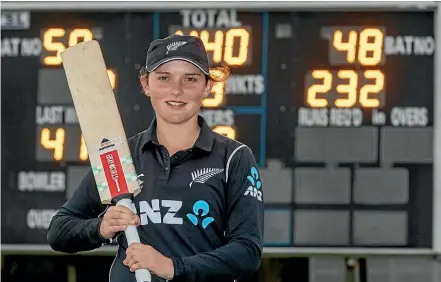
[2, 1, 441, 281]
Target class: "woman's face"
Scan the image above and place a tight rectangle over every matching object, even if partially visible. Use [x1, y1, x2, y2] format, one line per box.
[141, 60, 212, 125]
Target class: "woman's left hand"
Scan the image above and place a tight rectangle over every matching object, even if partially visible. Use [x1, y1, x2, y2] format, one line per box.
[124, 243, 174, 280]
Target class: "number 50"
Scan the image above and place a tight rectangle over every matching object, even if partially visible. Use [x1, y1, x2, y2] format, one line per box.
[306, 69, 385, 108]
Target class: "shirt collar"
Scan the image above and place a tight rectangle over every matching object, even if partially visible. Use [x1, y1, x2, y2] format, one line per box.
[140, 115, 215, 152]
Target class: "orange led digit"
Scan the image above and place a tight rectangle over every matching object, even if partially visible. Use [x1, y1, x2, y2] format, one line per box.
[43, 28, 66, 65]
[68, 28, 93, 47]
[307, 70, 332, 108]
[213, 126, 236, 140]
[335, 70, 358, 108]
[203, 81, 224, 107]
[41, 128, 65, 161]
[224, 28, 249, 66]
[79, 134, 88, 160]
[333, 30, 357, 63]
[43, 28, 94, 66]
[358, 28, 383, 66]
[200, 30, 224, 64]
[360, 70, 384, 108]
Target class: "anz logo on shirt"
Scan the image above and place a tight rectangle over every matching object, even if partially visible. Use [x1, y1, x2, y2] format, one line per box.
[243, 167, 263, 201]
[186, 200, 214, 229]
[137, 199, 215, 229]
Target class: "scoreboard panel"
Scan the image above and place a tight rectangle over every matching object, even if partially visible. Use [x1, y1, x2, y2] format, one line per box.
[1, 11, 156, 244]
[265, 11, 434, 248]
[1, 8, 436, 252]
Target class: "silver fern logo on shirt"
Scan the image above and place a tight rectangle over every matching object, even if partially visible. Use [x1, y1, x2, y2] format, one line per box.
[166, 41, 187, 54]
[190, 168, 224, 187]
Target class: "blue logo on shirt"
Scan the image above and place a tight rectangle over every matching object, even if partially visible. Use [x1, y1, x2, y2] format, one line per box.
[244, 167, 263, 201]
[186, 200, 215, 229]
[247, 167, 262, 190]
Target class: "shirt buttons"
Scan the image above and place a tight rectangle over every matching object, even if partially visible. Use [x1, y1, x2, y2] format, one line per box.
[165, 167, 169, 171]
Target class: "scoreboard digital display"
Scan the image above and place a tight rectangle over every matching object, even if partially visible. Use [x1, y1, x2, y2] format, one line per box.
[266, 11, 434, 249]
[1, 7, 436, 253]
[306, 27, 386, 109]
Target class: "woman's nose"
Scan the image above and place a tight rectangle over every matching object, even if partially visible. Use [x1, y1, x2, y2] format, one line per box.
[170, 81, 184, 97]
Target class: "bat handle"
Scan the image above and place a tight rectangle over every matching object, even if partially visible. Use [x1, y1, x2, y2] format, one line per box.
[116, 198, 152, 282]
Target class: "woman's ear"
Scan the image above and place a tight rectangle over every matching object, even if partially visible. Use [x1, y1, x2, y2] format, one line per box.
[202, 79, 214, 98]
[139, 75, 150, 96]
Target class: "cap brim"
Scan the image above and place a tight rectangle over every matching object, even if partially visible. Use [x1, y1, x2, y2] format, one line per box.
[146, 57, 209, 75]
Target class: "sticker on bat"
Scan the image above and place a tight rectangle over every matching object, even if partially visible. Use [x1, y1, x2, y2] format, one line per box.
[99, 138, 129, 197]
[100, 137, 123, 148]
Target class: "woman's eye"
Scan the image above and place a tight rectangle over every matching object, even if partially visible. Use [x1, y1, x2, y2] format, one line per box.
[186, 77, 197, 82]
[157, 76, 169, 81]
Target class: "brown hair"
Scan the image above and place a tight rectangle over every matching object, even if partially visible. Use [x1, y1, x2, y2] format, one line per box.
[206, 65, 231, 83]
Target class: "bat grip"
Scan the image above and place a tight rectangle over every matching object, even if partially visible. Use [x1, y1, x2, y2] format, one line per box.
[116, 198, 152, 282]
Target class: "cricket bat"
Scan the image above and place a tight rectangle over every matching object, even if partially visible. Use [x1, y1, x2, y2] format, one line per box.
[61, 40, 152, 282]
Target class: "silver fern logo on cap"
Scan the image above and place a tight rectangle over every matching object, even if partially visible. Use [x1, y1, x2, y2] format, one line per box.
[190, 168, 224, 187]
[166, 41, 187, 54]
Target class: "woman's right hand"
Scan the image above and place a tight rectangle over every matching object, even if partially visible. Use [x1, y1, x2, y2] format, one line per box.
[100, 206, 140, 239]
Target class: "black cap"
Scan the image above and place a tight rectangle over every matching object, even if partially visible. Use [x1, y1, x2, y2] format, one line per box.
[144, 34, 210, 75]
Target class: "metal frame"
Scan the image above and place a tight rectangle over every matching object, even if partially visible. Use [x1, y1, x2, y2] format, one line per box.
[433, 2, 441, 256]
[0, 244, 436, 257]
[1, 1, 441, 257]
[0, 1, 437, 11]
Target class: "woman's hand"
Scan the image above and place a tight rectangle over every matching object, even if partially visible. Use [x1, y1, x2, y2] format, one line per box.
[99, 206, 140, 240]
[124, 243, 174, 280]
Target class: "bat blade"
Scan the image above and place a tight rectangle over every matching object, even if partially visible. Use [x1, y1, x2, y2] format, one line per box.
[60, 40, 140, 205]
[61, 40, 151, 282]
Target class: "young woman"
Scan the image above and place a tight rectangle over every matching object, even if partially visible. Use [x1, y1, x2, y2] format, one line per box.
[47, 34, 265, 282]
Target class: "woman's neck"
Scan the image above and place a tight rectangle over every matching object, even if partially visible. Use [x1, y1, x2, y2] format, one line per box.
[156, 116, 200, 156]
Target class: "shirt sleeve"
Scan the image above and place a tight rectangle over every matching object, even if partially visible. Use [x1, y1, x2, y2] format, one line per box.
[171, 145, 264, 281]
[47, 169, 108, 253]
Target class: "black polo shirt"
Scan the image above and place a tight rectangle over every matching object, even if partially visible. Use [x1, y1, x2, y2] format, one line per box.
[47, 115, 264, 282]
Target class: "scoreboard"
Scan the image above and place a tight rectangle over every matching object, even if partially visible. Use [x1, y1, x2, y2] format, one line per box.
[1, 6, 437, 253]
[266, 11, 434, 249]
